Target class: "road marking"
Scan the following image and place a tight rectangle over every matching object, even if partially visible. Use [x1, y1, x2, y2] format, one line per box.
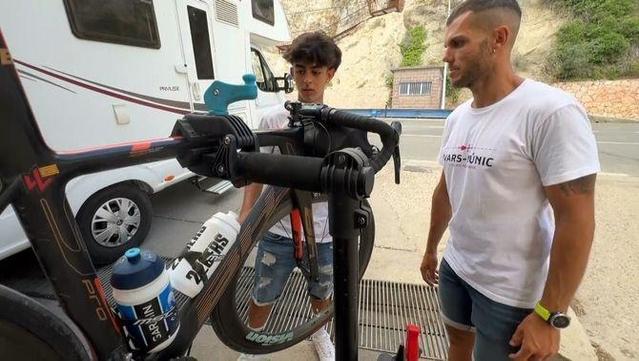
[402, 125, 444, 129]
[401, 160, 635, 178]
[597, 141, 639, 145]
[404, 159, 441, 167]
[401, 137, 639, 144]
[396, 118, 445, 122]
[402, 134, 441, 138]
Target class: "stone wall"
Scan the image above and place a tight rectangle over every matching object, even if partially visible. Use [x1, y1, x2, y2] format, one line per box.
[553, 79, 639, 121]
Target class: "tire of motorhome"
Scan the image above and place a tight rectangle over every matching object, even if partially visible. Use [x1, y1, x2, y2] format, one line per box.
[76, 183, 152, 265]
[210, 186, 374, 354]
[0, 284, 90, 360]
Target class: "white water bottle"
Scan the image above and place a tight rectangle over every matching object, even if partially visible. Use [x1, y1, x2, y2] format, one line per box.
[168, 211, 240, 298]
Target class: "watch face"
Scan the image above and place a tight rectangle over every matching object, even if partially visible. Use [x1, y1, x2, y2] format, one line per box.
[550, 314, 571, 329]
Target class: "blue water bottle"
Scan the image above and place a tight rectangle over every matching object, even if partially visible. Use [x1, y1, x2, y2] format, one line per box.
[111, 248, 179, 353]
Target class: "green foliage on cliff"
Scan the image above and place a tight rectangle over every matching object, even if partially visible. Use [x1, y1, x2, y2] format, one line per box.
[550, 0, 639, 80]
[400, 26, 427, 67]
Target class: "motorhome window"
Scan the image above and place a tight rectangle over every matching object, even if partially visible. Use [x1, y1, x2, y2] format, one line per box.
[64, 0, 160, 49]
[251, 49, 276, 92]
[187, 6, 215, 80]
[252, 0, 274, 25]
[251, 51, 267, 88]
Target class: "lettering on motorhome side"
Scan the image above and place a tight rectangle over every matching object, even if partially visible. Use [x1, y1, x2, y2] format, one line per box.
[159, 86, 180, 92]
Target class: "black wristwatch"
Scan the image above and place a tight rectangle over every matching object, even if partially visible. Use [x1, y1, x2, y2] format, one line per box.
[534, 302, 571, 329]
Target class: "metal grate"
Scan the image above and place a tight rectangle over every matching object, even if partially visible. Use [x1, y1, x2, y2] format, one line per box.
[215, 0, 239, 26]
[235, 267, 449, 360]
[96, 262, 448, 359]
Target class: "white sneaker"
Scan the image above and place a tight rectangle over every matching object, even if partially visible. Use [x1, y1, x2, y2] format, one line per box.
[237, 353, 271, 361]
[311, 328, 335, 361]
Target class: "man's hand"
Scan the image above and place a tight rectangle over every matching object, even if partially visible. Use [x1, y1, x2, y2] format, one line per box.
[422, 172, 450, 286]
[509, 313, 560, 360]
[420, 252, 439, 286]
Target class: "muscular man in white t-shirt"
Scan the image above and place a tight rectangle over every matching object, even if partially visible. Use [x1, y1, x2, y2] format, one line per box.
[419, 1, 599, 361]
[236, 31, 341, 361]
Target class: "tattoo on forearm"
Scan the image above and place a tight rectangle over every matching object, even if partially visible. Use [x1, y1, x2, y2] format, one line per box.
[558, 174, 597, 196]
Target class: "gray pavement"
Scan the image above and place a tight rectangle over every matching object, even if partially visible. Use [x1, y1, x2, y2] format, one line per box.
[378, 118, 639, 177]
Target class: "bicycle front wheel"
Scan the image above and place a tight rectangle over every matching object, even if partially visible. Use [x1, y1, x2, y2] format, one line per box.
[210, 186, 375, 354]
[0, 284, 90, 361]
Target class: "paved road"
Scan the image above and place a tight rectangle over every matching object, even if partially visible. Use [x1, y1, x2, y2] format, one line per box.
[389, 119, 639, 176]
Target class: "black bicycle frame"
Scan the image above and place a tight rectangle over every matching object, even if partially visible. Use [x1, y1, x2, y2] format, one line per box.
[2, 30, 383, 360]
[0, 29, 235, 359]
[249, 129, 324, 281]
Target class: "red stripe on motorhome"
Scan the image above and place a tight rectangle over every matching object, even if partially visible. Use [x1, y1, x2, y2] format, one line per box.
[14, 60, 190, 115]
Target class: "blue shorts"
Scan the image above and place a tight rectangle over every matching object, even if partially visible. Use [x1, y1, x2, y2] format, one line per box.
[251, 232, 333, 305]
[438, 259, 533, 361]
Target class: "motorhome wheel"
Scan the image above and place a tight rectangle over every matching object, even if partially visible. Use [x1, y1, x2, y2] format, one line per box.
[76, 184, 152, 265]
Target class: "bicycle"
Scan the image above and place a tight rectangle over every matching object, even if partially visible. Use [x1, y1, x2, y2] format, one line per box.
[0, 31, 401, 361]
[208, 100, 381, 355]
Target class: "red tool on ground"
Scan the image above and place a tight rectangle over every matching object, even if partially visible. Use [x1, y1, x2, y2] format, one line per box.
[377, 323, 422, 360]
[404, 324, 420, 361]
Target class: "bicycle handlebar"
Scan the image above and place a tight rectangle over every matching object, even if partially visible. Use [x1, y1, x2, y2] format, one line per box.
[236, 152, 324, 191]
[274, 102, 402, 194]
[318, 107, 401, 173]
[232, 103, 400, 198]
[174, 102, 401, 199]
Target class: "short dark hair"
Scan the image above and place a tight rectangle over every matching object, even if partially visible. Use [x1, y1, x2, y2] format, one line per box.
[447, 0, 522, 26]
[283, 31, 342, 70]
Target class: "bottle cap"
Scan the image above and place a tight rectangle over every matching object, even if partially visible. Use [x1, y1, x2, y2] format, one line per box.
[125, 248, 141, 263]
[111, 248, 164, 290]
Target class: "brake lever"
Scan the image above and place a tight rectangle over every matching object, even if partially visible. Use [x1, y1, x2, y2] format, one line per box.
[393, 146, 401, 184]
[390, 121, 402, 184]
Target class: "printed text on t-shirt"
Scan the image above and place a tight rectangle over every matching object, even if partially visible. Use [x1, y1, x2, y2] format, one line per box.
[440, 144, 496, 169]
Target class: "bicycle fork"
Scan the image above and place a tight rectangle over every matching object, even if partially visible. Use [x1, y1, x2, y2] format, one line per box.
[290, 190, 321, 283]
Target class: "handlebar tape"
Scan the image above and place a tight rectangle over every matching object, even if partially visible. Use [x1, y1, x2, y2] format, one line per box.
[236, 152, 323, 192]
[325, 110, 400, 172]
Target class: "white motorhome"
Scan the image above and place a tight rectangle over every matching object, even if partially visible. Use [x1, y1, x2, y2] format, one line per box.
[0, 0, 292, 264]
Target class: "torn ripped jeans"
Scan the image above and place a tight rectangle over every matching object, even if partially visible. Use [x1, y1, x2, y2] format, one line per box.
[251, 231, 333, 305]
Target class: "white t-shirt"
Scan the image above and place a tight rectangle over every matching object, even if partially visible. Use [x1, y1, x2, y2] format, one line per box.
[439, 79, 600, 308]
[258, 104, 332, 243]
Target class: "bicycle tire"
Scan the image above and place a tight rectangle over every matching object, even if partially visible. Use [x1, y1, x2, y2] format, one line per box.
[0, 284, 90, 361]
[210, 186, 375, 354]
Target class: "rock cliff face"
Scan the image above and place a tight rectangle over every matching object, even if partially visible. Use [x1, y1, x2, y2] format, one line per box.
[265, 0, 565, 108]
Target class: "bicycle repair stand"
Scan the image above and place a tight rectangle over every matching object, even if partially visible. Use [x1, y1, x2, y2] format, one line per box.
[324, 147, 410, 361]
